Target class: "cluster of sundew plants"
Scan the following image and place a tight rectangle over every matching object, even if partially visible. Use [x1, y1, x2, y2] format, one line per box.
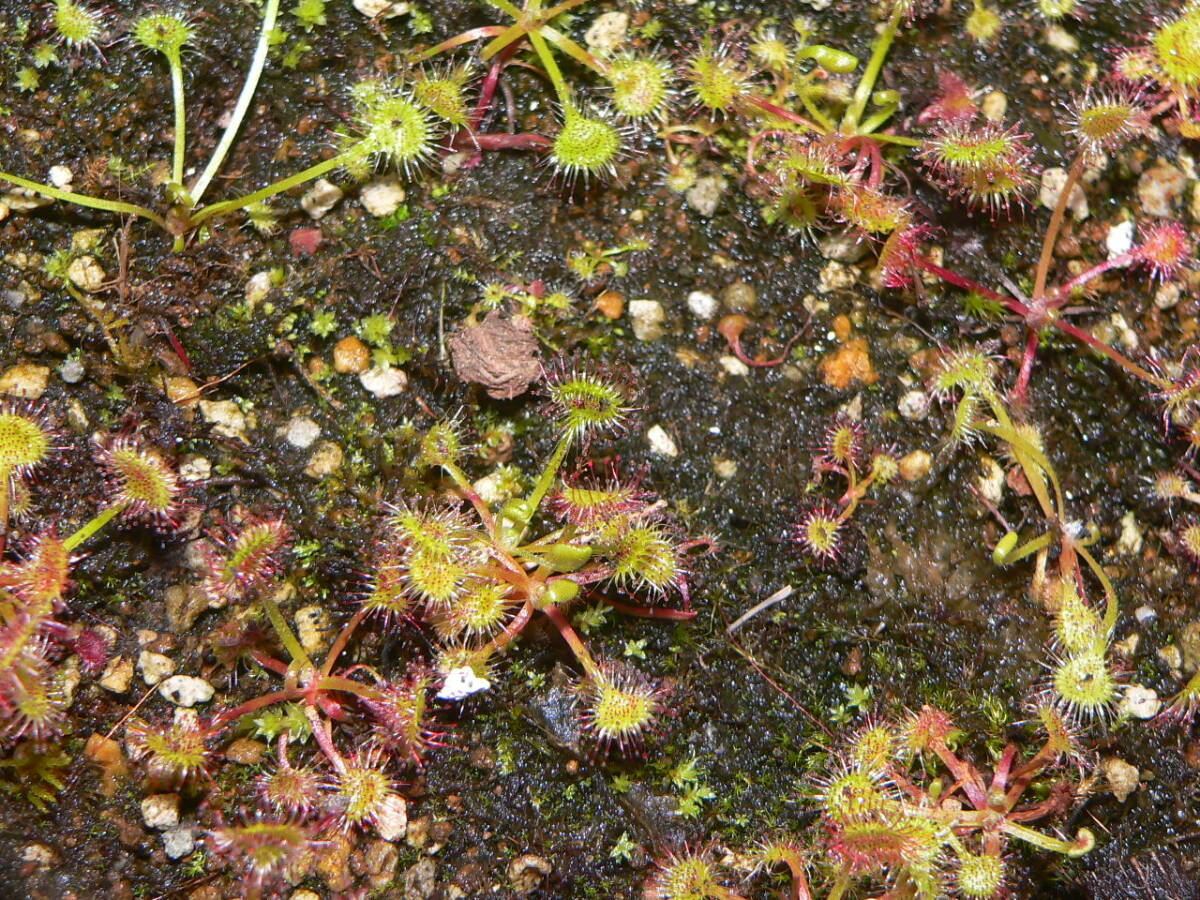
[632, 4, 1200, 890]
[644, 704, 1094, 900]
[704, 0, 1200, 727]
[857, 14, 1200, 720]
[106, 359, 709, 895]
[12, 0, 1190, 255]
[791, 417, 903, 565]
[667, 365, 1123, 899]
[1, 0, 493, 247]
[0, 401, 187, 805]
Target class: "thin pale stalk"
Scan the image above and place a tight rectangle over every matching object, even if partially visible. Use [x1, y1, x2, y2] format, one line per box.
[441, 460, 496, 532]
[527, 30, 568, 104]
[744, 94, 822, 131]
[843, 5, 902, 131]
[167, 52, 187, 187]
[0, 172, 166, 227]
[1000, 820, 1093, 857]
[471, 599, 534, 663]
[826, 870, 853, 900]
[189, 0, 283, 204]
[1075, 542, 1119, 635]
[191, 151, 349, 225]
[64, 503, 124, 552]
[523, 432, 572, 523]
[316, 674, 385, 702]
[1032, 154, 1083, 302]
[540, 25, 609, 76]
[481, 0, 524, 17]
[482, 20, 532, 61]
[320, 608, 370, 679]
[871, 132, 923, 147]
[606, 600, 697, 621]
[261, 590, 314, 670]
[305, 705, 345, 772]
[415, 25, 506, 61]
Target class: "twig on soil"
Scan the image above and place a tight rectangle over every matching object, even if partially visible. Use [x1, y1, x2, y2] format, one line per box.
[727, 584, 795, 633]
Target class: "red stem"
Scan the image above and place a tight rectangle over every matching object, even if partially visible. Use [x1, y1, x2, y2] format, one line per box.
[320, 607, 369, 679]
[206, 687, 305, 733]
[912, 254, 1162, 388]
[474, 599, 534, 661]
[606, 600, 697, 621]
[912, 255, 1022, 311]
[744, 95, 822, 132]
[251, 651, 290, 676]
[1011, 327, 1039, 404]
[450, 132, 552, 152]
[543, 603, 598, 676]
[727, 331, 805, 368]
[931, 740, 989, 811]
[1050, 252, 1137, 301]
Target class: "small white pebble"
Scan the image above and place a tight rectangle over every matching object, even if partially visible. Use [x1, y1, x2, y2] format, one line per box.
[1154, 283, 1181, 310]
[686, 174, 726, 217]
[1134, 605, 1157, 624]
[1043, 24, 1079, 53]
[584, 11, 628, 55]
[686, 290, 718, 320]
[437, 666, 490, 700]
[375, 794, 408, 842]
[179, 455, 210, 483]
[359, 179, 406, 218]
[1105, 221, 1134, 260]
[59, 357, 85, 384]
[286, 417, 321, 449]
[646, 424, 678, 458]
[976, 455, 1005, 504]
[157, 675, 215, 707]
[712, 457, 738, 479]
[0, 364, 50, 400]
[898, 389, 930, 421]
[98, 656, 133, 693]
[138, 650, 176, 686]
[1102, 757, 1139, 803]
[301, 178, 343, 220]
[1115, 511, 1143, 556]
[1040, 168, 1089, 220]
[141, 793, 180, 830]
[48, 165, 73, 188]
[199, 399, 251, 442]
[1119, 684, 1161, 720]
[245, 271, 273, 305]
[628, 299, 666, 341]
[352, 0, 410, 18]
[1109, 313, 1138, 352]
[719, 355, 750, 376]
[359, 365, 408, 398]
[162, 828, 195, 860]
[981, 90, 1007, 121]
[304, 440, 344, 479]
[67, 255, 106, 292]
